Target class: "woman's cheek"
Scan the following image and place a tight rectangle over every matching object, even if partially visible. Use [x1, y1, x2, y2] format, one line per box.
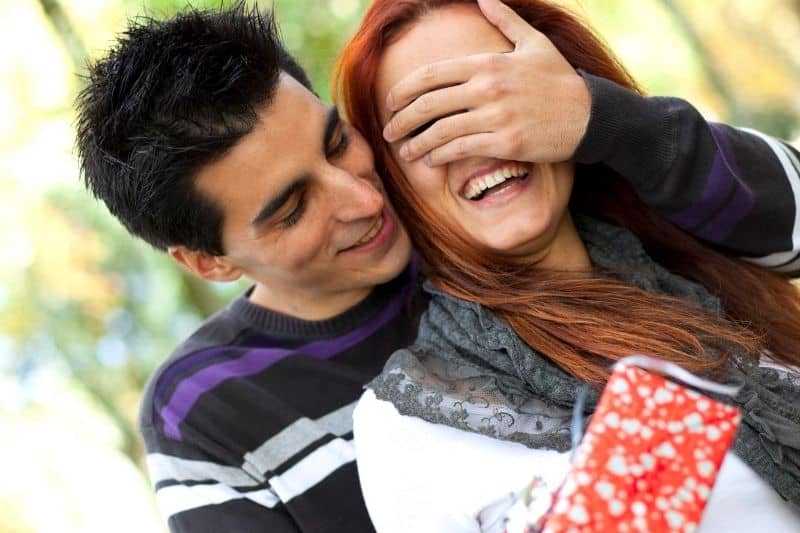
[403, 161, 434, 194]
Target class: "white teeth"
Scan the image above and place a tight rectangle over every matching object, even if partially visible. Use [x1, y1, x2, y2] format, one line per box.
[464, 164, 528, 200]
[354, 215, 384, 246]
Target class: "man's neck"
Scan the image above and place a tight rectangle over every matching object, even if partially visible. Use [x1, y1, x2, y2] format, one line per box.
[248, 283, 373, 321]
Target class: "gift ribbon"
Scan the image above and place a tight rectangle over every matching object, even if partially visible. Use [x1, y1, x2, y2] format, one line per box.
[569, 355, 741, 461]
[613, 354, 742, 397]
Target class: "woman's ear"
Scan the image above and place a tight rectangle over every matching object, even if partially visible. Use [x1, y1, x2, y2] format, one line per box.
[168, 246, 243, 282]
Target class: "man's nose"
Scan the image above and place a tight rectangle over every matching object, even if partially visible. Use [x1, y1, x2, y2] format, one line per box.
[329, 168, 384, 222]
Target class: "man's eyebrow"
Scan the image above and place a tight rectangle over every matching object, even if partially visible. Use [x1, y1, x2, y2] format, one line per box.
[251, 175, 309, 227]
[323, 105, 341, 151]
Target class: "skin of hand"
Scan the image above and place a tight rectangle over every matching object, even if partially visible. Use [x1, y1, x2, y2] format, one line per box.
[382, 0, 592, 167]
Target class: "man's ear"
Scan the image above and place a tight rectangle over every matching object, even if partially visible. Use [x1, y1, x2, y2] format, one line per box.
[168, 246, 243, 282]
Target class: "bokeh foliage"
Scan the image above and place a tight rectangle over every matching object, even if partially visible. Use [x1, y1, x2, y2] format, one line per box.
[1, 0, 798, 531]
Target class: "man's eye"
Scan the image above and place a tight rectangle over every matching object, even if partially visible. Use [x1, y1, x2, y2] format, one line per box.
[280, 192, 307, 228]
[328, 129, 351, 158]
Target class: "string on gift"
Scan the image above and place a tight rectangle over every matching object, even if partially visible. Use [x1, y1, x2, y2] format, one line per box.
[613, 354, 742, 397]
[570, 384, 590, 462]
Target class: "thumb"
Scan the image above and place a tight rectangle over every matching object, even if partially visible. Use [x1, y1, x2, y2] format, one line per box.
[476, 0, 537, 48]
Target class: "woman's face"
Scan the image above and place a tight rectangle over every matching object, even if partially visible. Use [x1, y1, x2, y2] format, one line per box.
[375, 4, 576, 260]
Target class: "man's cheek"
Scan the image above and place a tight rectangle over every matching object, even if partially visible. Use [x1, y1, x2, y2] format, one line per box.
[286, 228, 328, 270]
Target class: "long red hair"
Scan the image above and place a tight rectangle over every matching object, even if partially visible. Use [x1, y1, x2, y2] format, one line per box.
[335, 0, 800, 385]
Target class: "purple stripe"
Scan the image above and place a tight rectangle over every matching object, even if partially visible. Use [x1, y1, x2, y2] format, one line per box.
[668, 123, 742, 232]
[153, 345, 236, 411]
[160, 280, 415, 440]
[153, 258, 417, 408]
[693, 180, 755, 243]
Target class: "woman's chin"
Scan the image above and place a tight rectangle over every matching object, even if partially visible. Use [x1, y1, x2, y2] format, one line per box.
[476, 233, 544, 258]
[471, 218, 556, 256]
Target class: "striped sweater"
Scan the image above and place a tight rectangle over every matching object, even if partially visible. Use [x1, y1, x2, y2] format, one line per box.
[139, 74, 800, 533]
[141, 264, 427, 532]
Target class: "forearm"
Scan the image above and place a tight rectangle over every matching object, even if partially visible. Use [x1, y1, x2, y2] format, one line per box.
[575, 72, 799, 271]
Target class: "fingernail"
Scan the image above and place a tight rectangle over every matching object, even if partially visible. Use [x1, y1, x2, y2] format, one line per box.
[383, 123, 393, 140]
[423, 154, 432, 167]
[386, 93, 395, 111]
[400, 143, 410, 160]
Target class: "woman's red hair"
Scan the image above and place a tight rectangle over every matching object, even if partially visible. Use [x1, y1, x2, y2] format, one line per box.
[335, 0, 800, 385]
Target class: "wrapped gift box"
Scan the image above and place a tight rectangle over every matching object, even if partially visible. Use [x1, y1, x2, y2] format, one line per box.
[542, 363, 741, 533]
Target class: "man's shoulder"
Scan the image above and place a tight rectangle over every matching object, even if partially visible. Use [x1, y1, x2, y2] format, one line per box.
[136, 305, 383, 453]
[138, 264, 428, 452]
[137, 337, 363, 472]
[138, 300, 244, 423]
[136, 270, 426, 528]
[138, 329, 366, 511]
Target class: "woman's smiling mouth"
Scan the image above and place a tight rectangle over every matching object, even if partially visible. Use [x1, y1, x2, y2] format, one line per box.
[462, 162, 530, 201]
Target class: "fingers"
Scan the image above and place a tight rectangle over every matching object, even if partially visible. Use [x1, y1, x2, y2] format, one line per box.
[476, 0, 540, 48]
[423, 133, 499, 167]
[399, 110, 492, 162]
[384, 81, 475, 143]
[385, 54, 484, 112]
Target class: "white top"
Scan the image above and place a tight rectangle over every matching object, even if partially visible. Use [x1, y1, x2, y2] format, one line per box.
[354, 389, 800, 533]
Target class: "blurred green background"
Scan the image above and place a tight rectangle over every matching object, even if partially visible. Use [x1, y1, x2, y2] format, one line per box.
[1, 0, 798, 531]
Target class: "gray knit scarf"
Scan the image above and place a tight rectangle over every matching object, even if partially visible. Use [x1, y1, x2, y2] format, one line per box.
[369, 216, 800, 508]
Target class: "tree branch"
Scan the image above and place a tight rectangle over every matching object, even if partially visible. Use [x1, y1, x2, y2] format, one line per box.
[656, 0, 746, 122]
[37, 0, 90, 73]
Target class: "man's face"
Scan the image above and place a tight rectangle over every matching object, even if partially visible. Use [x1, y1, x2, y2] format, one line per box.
[192, 74, 412, 319]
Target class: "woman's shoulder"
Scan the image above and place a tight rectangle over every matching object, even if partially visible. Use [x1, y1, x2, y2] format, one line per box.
[353, 389, 571, 533]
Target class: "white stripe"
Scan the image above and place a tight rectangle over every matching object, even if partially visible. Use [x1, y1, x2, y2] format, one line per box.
[147, 453, 260, 487]
[743, 250, 799, 269]
[739, 128, 800, 263]
[772, 253, 800, 274]
[243, 401, 356, 478]
[268, 437, 356, 502]
[155, 483, 279, 521]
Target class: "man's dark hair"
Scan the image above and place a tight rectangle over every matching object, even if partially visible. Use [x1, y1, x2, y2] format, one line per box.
[76, 3, 312, 254]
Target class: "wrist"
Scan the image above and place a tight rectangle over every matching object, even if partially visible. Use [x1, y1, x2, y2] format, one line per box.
[567, 72, 591, 159]
[573, 71, 654, 165]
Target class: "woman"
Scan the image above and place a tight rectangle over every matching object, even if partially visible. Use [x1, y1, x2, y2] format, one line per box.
[336, 0, 800, 530]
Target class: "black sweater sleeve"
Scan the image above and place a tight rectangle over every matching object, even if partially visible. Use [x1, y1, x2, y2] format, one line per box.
[575, 72, 800, 274]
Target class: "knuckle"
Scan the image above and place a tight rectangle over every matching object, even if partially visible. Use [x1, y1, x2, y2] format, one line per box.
[392, 115, 408, 135]
[453, 138, 470, 159]
[483, 77, 507, 99]
[485, 53, 506, 72]
[433, 122, 450, 143]
[490, 105, 509, 125]
[414, 93, 432, 114]
[405, 137, 420, 157]
[421, 63, 438, 83]
[484, 105, 506, 127]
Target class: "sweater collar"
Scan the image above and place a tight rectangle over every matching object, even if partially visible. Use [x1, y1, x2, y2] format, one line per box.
[227, 258, 418, 340]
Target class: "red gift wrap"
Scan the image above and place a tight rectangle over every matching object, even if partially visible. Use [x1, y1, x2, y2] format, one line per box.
[542, 364, 741, 533]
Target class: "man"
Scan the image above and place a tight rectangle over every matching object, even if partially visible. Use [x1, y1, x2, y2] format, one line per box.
[75, 1, 799, 532]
